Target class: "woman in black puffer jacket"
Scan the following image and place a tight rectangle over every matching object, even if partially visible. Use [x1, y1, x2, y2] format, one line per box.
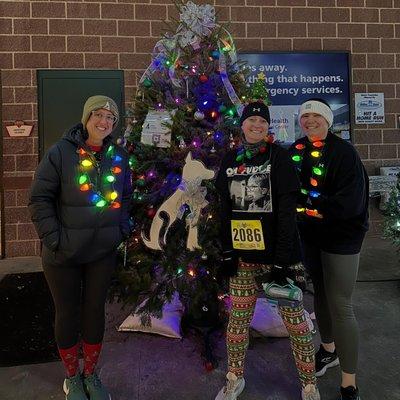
[29, 95, 132, 400]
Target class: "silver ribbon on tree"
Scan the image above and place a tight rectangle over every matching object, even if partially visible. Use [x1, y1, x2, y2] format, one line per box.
[176, 1, 216, 49]
[139, 1, 243, 113]
[218, 34, 244, 116]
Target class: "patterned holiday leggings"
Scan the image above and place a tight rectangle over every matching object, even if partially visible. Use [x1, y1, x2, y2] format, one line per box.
[227, 261, 316, 387]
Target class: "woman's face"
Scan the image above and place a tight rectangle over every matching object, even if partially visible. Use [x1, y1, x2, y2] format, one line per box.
[242, 116, 269, 144]
[300, 112, 329, 140]
[86, 108, 115, 144]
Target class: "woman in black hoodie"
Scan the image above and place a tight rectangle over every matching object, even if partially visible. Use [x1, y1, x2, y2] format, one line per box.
[29, 95, 132, 400]
[290, 98, 369, 400]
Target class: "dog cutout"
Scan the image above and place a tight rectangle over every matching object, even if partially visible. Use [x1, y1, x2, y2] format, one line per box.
[142, 152, 215, 251]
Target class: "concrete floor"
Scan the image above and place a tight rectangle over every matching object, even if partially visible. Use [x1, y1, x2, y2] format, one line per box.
[0, 233, 399, 400]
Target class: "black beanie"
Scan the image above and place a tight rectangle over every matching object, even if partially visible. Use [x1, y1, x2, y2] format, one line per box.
[239, 102, 270, 125]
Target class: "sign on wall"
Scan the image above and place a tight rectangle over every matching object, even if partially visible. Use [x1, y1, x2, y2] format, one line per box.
[239, 52, 351, 144]
[355, 93, 385, 125]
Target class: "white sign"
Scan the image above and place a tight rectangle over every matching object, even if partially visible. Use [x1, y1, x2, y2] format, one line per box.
[355, 93, 385, 124]
[369, 175, 397, 194]
[140, 110, 176, 148]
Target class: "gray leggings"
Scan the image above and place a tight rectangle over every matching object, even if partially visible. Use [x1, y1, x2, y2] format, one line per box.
[303, 240, 360, 374]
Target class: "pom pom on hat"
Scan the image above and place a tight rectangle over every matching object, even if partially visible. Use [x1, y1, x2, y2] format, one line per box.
[81, 95, 119, 127]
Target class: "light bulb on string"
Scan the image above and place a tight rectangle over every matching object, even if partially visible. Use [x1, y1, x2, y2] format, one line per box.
[313, 167, 323, 176]
[147, 169, 157, 180]
[213, 131, 223, 143]
[311, 151, 321, 158]
[309, 191, 320, 198]
[81, 159, 93, 167]
[96, 199, 107, 208]
[192, 137, 201, 148]
[110, 191, 118, 201]
[310, 178, 318, 187]
[210, 110, 218, 119]
[312, 141, 324, 148]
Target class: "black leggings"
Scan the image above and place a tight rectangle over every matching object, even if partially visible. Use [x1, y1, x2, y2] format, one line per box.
[42, 248, 117, 349]
[303, 240, 360, 374]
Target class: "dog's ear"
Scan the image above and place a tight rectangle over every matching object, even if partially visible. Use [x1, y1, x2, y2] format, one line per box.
[185, 151, 193, 163]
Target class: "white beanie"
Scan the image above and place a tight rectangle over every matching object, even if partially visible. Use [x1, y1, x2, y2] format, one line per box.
[299, 100, 333, 128]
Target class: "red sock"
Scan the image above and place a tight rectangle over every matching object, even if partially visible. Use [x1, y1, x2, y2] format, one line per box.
[82, 341, 102, 376]
[58, 343, 80, 377]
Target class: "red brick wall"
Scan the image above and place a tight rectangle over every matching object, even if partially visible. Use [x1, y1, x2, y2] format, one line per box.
[1, 0, 399, 257]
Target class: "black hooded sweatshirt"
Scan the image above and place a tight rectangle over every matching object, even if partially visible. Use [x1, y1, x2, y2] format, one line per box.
[215, 143, 302, 273]
[29, 123, 132, 264]
[289, 132, 369, 254]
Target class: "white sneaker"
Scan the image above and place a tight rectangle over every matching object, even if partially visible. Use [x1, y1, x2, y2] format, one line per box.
[301, 384, 321, 400]
[215, 372, 245, 400]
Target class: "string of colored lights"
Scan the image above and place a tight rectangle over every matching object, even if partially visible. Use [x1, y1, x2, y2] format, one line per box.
[291, 140, 325, 219]
[78, 145, 122, 209]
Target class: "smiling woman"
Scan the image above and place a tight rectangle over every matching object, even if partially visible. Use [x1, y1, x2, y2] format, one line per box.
[28, 94, 131, 400]
[290, 98, 369, 400]
[214, 101, 321, 400]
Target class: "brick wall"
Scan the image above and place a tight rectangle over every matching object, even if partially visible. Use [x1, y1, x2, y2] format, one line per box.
[1, 0, 399, 257]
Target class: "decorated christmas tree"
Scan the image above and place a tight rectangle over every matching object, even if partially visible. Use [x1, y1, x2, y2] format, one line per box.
[110, 1, 271, 328]
[383, 173, 400, 252]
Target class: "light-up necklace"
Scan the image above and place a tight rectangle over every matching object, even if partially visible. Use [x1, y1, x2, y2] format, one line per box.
[77, 145, 122, 209]
[236, 136, 273, 174]
[291, 139, 325, 218]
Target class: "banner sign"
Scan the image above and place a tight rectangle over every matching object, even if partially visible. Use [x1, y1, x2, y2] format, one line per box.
[239, 52, 351, 144]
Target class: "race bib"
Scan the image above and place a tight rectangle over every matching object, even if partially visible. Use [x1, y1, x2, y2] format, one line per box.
[231, 220, 265, 250]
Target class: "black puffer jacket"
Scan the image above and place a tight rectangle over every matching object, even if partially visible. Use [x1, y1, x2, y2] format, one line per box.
[29, 123, 132, 264]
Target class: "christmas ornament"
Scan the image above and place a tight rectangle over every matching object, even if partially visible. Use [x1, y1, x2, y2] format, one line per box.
[211, 50, 220, 59]
[229, 133, 235, 149]
[194, 110, 205, 121]
[141, 152, 214, 251]
[199, 74, 208, 83]
[143, 77, 153, 88]
[179, 137, 186, 149]
[141, 110, 176, 148]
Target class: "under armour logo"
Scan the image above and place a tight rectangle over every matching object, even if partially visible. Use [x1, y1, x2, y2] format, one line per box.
[253, 107, 260, 112]
[305, 104, 312, 109]
[103, 101, 111, 110]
